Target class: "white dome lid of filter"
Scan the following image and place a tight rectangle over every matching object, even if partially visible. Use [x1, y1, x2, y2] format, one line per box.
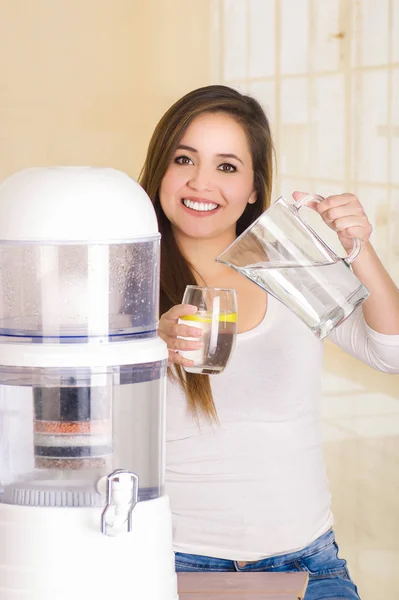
[0, 166, 159, 242]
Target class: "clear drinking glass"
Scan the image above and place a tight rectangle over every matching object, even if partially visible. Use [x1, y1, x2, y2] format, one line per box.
[179, 286, 238, 375]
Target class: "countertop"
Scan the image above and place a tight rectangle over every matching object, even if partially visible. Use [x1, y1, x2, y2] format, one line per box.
[177, 571, 309, 599]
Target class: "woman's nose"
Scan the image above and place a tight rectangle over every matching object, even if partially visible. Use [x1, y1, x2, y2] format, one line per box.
[187, 167, 213, 192]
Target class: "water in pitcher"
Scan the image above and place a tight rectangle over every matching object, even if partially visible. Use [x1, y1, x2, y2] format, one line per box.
[237, 260, 368, 338]
[179, 311, 237, 374]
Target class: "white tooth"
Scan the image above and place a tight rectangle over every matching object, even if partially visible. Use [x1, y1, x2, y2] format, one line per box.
[183, 199, 218, 211]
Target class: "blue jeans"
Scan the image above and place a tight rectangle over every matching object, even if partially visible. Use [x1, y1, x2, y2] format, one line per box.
[175, 529, 360, 600]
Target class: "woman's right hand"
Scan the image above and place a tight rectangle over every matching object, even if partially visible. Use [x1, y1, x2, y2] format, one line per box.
[158, 304, 203, 367]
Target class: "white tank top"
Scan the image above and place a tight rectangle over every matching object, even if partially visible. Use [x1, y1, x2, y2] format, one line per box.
[165, 295, 399, 560]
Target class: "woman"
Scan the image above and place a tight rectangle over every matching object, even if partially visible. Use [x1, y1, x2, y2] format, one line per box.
[139, 85, 399, 600]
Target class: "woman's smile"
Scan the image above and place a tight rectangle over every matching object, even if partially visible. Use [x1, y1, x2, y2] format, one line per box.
[181, 196, 220, 215]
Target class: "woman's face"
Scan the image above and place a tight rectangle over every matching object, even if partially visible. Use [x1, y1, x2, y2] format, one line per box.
[159, 112, 256, 243]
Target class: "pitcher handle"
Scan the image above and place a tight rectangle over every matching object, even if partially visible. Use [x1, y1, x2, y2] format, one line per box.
[293, 193, 361, 264]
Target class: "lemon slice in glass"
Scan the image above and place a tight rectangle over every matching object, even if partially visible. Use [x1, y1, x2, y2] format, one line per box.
[181, 311, 237, 324]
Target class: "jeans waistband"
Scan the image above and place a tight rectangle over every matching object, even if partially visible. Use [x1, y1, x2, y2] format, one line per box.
[247, 528, 335, 568]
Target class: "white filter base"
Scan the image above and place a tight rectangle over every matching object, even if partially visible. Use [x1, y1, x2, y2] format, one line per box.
[0, 495, 178, 600]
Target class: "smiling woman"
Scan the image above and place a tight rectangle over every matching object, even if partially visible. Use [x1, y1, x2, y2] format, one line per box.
[138, 84, 399, 600]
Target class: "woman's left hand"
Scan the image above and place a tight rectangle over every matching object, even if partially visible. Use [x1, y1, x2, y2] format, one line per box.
[293, 191, 373, 253]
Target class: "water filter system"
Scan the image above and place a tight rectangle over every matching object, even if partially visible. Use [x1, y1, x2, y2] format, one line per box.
[0, 167, 178, 599]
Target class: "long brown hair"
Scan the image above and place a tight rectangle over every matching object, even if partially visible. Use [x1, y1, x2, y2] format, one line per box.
[139, 85, 274, 421]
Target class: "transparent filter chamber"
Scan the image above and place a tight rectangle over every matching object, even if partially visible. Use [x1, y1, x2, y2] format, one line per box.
[0, 239, 160, 342]
[0, 361, 166, 507]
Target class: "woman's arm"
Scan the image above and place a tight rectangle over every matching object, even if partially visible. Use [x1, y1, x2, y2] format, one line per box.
[351, 241, 399, 334]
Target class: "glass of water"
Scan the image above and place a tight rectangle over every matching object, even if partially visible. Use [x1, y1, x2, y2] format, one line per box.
[179, 286, 238, 375]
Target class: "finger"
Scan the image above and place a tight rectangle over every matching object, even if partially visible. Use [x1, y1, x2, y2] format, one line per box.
[167, 336, 203, 352]
[161, 321, 203, 338]
[316, 193, 359, 216]
[168, 350, 195, 368]
[338, 223, 372, 242]
[159, 320, 203, 339]
[163, 304, 198, 322]
[291, 191, 319, 210]
[321, 205, 367, 225]
[328, 215, 369, 233]
[176, 323, 203, 338]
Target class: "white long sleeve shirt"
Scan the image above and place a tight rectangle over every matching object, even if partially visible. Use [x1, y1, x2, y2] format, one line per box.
[165, 294, 399, 560]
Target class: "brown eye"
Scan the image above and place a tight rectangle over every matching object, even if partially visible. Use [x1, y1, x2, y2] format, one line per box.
[218, 163, 237, 173]
[175, 155, 193, 166]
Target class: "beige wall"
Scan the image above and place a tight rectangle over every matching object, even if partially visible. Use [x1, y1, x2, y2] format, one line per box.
[0, 0, 213, 181]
